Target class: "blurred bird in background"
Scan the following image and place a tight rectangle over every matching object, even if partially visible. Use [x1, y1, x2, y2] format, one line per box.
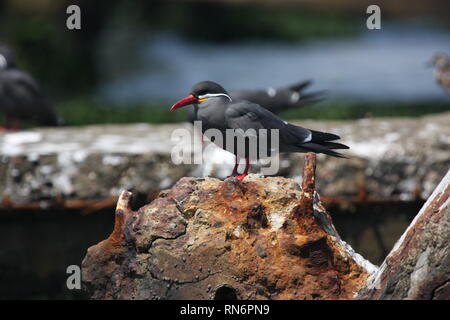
[0, 45, 64, 130]
[230, 80, 324, 114]
[430, 52, 450, 94]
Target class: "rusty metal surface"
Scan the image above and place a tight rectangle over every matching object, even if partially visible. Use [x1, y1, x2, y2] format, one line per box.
[299, 152, 316, 219]
[82, 155, 376, 300]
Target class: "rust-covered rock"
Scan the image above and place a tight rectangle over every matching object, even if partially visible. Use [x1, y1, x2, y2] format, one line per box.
[82, 171, 376, 300]
[357, 169, 450, 300]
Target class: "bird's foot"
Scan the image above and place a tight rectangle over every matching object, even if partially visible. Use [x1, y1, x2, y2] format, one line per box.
[235, 173, 248, 180]
[228, 172, 240, 177]
[227, 173, 247, 180]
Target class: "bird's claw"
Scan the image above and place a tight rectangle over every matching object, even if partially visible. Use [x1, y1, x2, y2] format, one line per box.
[227, 173, 248, 180]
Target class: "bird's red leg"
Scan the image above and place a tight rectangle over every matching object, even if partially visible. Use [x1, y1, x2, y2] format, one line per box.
[231, 156, 240, 175]
[236, 157, 249, 180]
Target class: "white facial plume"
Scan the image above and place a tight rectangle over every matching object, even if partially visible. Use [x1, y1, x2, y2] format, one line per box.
[198, 93, 232, 102]
[0, 54, 7, 69]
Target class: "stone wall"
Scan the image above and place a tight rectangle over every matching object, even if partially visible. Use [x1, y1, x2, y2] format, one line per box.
[1, 113, 448, 208]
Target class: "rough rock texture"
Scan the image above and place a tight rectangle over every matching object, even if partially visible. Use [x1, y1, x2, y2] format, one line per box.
[357, 169, 450, 300]
[82, 171, 376, 299]
[1, 113, 449, 208]
[0, 124, 196, 207]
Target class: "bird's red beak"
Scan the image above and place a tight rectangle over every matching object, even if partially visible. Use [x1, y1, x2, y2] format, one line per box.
[170, 94, 198, 111]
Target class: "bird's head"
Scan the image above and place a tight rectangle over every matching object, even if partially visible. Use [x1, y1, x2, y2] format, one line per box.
[428, 52, 449, 69]
[0, 45, 16, 70]
[170, 81, 232, 111]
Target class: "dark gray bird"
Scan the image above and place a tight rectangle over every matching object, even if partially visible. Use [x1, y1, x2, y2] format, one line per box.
[171, 81, 348, 179]
[0, 45, 63, 129]
[187, 80, 323, 122]
[429, 52, 450, 94]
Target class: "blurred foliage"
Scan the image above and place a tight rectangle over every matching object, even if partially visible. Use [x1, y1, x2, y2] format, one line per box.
[48, 98, 450, 126]
[2, 98, 447, 128]
[146, 1, 361, 43]
[0, 1, 109, 99]
[280, 100, 450, 120]
[57, 98, 189, 126]
[0, 0, 361, 102]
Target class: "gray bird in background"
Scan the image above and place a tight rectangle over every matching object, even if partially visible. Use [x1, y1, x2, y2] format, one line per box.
[188, 80, 324, 122]
[429, 52, 450, 94]
[172, 81, 348, 179]
[0, 45, 63, 130]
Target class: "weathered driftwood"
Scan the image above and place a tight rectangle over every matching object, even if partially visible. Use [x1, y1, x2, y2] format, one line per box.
[357, 169, 450, 300]
[82, 153, 376, 299]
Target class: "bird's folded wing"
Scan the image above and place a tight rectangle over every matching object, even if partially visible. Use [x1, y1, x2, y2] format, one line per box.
[5, 69, 45, 100]
[224, 102, 312, 144]
[1, 69, 59, 125]
[225, 101, 284, 130]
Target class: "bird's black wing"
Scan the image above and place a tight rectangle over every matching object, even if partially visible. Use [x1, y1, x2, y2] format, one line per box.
[224, 101, 312, 143]
[7, 70, 45, 100]
[225, 101, 348, 158]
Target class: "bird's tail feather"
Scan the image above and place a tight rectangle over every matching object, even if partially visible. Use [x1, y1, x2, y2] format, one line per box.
[288, 80, 327, 104]
[301, 142, 348, 158]
[289, 80, 312, 92]
[296, 128, 349, 158]
[321, 141, 349, 150]
[296, 91, 326, 105]
[310, 129, 341, 142]
[271, 81, 326, 113]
